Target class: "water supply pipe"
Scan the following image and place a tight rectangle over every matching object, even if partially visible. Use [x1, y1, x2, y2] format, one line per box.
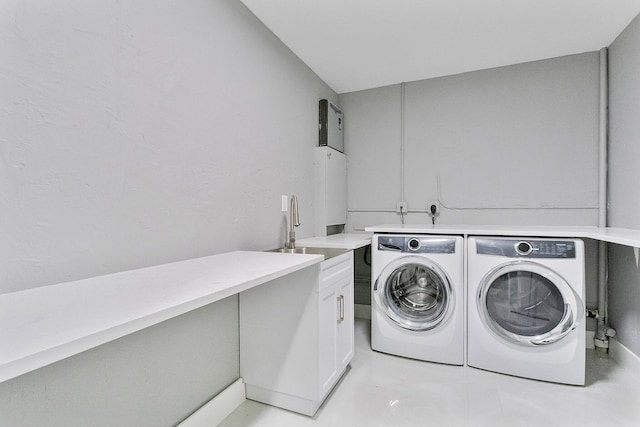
[595, 47, 616, 351]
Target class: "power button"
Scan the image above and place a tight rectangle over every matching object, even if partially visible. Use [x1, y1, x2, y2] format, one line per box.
[408, 238, 421, 251]
[515, 241, 532, 256]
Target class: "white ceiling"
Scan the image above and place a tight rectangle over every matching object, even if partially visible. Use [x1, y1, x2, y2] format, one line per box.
[240, 0, 640, 94]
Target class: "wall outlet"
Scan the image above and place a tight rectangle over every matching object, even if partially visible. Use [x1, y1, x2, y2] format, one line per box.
[281, 195, 288, 212]
[427, 201, 440, 216]
[396, 201, 408, 213]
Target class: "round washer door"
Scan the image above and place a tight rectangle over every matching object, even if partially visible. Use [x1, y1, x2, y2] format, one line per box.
[374, 256, 454, 331]
[477, 260, 584, 346]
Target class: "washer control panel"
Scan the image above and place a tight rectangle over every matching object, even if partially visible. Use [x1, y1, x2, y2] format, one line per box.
[476, 238, 576, 259]
[377, 235, 457, 254]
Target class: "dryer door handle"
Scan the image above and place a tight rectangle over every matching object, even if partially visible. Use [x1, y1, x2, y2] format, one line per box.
[529, 304, 576, 346]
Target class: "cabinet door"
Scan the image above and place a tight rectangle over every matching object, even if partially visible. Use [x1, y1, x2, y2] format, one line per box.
[318, 283, 339, 397]
[336, 270, 355, 371]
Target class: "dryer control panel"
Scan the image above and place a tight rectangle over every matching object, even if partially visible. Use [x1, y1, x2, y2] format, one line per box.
[377, 235, 457, 254]
[475, 238, 576, 259]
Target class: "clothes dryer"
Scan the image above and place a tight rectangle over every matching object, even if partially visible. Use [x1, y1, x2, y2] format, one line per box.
[371, 234, 464, 365]
[467, 236, 586, 385]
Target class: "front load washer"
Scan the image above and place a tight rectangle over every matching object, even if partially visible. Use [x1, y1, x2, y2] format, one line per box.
[371, 234, 464, 365]
[467, 236, 586, 385]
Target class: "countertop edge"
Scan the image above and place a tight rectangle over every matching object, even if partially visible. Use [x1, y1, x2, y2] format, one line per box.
[363, 225, 640, 247]
[296, 233, 372, 250]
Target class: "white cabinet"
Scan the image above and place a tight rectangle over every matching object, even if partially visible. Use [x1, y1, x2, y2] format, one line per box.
[318, 251, 354, 398]
[240, 251, 354, 416]
[314, 147, 347, 236]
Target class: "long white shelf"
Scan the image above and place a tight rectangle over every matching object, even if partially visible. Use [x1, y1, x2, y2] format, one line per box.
[364, 224, 640, 247]
[0, 251, 323, 384]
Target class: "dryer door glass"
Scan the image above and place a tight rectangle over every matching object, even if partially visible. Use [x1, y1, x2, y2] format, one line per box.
[486, 271, 564, 336]
[478, 261, 583, 346]
[375, 256, 453, 331]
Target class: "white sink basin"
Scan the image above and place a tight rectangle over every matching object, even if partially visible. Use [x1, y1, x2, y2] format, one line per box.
[267, 247, 349, 260]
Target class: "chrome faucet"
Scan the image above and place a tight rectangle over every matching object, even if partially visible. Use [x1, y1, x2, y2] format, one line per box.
[288, 195, 300, 248]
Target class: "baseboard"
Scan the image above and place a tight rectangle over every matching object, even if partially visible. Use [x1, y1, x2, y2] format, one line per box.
[178, 378, 246, 427]
[609, 338, 640, 378]
[354, 303, 371, 320]
[245, 383, 319, 417]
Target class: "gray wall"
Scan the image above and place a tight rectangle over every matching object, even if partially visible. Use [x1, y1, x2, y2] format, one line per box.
[608, 12, 640, 357]
[0, 0, 335, 294]
[0, 0, 336, 425]
[341, 52, 600, 229]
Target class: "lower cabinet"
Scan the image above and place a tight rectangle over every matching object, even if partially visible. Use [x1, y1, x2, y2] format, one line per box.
[318, 252, 354, 398]
[239, 251, 354, 416]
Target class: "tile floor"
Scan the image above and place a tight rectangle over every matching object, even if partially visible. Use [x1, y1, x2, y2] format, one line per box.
[220, 319, 640, 426]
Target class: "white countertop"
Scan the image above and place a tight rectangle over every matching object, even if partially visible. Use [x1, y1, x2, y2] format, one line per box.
[364, 224, 640, 247]
[296, 233, 372, 250]
[0, 251, 323, 383]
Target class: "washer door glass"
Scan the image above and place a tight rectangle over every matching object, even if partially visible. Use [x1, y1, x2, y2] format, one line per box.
[478, 261, 583, 346]
[374, 256, 453, 331]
